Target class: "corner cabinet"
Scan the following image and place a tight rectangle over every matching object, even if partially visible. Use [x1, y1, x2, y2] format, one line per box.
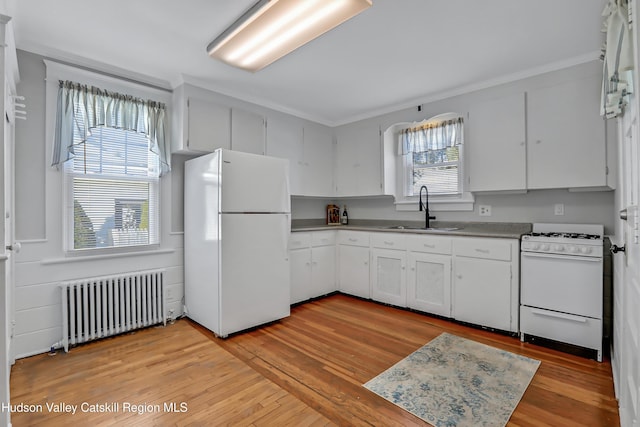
[289, 231, 336, 304]
[335, 122, 383, 196]
[171, 84, 231, 154]
[452, 237, 519, 332]
[266, 118, 333, 197]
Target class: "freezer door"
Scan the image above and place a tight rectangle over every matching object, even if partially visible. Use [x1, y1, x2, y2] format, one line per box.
[219, 213, 291, 336]
[220, 149, 290, 213]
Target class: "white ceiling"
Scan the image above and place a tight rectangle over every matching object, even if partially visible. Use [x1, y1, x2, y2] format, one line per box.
[7, 0, 606, 126]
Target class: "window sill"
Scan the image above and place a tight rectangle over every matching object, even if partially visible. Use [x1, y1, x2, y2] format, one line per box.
[41, 247, 175, 265]
[394, 192, 475, 212]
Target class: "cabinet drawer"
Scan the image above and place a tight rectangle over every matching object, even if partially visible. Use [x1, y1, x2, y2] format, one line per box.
[312, 231, 336, 247]
[289, 233, 311, 250]
[520, 305, 602, 351]
[454, 238, 512, 261]
[371, 233, 407, 250]
[338, 231, 370, 247]
[407, 235, 451, 255]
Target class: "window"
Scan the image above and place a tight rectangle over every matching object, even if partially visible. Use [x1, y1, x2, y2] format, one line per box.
[52, 80, 170, 252]
[400, 115, 463, 197]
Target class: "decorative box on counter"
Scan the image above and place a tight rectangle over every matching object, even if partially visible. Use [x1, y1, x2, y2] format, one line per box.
[326, 204, 340, 225]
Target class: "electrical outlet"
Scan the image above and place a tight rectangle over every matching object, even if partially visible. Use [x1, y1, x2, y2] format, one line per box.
[554, 203, 565, 216]
[479, 205, 492, 216]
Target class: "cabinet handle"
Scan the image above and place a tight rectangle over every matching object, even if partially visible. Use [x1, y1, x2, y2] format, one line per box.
[293, 241, 302, 245]
[475, 248, 490, 254]
[306, 262, 311, 266]
[364, 261, 368, 265]
[411, 267, 415, 271]
[424, 243, 435, 248]
[457, 274, 463, 279]
[321, 239, 329, 243]
[348, 238, 357, 242]
[384, 241, 394, 245]
[402, 266, 405, 270]
[531, 308, 587, 323]
[535, 139, 542, 144]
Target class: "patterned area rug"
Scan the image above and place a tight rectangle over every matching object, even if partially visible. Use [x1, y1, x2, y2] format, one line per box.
[364, 333, 540, 427]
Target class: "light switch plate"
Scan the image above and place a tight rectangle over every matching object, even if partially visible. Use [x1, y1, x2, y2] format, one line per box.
[554, 203, 565, 216]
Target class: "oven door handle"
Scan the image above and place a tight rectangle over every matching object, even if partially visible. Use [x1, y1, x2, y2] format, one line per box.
[520, 251, 601, 262]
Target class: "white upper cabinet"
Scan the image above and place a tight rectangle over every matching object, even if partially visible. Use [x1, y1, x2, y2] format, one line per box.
[171, 84, 231, 154]
[527, 73, 607, 189]
[266, 115, 304, 195]
[467, 93, 527, 192]
[231, 108, 266, 155]
[266, 118, 333, 197]
[335, 122, 382, 196]
[302, 125, 334, 196]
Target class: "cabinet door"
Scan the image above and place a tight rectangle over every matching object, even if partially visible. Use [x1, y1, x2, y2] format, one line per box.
[290, 248, 311, 304]
[335, 122, 382, 196]
[527, 74, 606, 189]
[338, 245, 370, 298]
[303, 125, 334, 196]
[407, 252, 451, 317]
[453, 257, 512, 331]
[187, 98, 231, 152]
[311, 245, 336, 298]
[371, 248, 406, 307]
[231, 108, 265, 155]
[467, 93, 526, 191]
[266, 116, 304, 195]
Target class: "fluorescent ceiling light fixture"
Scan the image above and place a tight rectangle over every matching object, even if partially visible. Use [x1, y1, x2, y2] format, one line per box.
[207, 0, 372, 72]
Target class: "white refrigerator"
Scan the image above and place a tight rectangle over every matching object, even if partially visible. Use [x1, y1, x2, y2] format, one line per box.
[184, 149, 291, 337]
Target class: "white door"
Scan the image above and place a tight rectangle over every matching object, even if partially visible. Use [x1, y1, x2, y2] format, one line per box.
[310, 245, 336, 298]
[613, 85, 640, 426]
[290, 248, 311, 304]
[220, 213, 290, 337]
[338, 245, 370, 299]
[407, 252, 451, 317]
[220, 149, 290, 213]
[231, 108, 265, 155]
[453, 257, 512, 331]
[371, 248, 406, 307]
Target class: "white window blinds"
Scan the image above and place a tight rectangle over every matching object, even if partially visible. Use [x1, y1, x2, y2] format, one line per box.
[401, 117, 463, 196]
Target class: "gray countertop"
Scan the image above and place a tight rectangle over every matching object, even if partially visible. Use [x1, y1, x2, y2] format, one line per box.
[291, 219, 532, 239]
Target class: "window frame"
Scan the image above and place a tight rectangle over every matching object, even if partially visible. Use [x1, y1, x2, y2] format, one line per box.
[45, 60, 171, 257]
[392, 113, 474, 212]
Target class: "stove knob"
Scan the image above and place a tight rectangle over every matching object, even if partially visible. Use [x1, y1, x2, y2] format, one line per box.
[541, 244, 550, 251]
[554, 244, 564, 252]
[530, 243, 540, 250]
[568, 245, 579, 253]
[581, 247, 592, 254]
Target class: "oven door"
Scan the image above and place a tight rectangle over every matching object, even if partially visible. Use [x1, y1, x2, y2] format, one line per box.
[520, 251, 603, 318]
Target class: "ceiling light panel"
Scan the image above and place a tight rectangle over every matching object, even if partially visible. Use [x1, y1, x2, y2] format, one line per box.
[207, 0, 372, 72]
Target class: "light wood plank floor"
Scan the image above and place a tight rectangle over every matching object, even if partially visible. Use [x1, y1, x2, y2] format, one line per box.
[11, 294, 620, 426]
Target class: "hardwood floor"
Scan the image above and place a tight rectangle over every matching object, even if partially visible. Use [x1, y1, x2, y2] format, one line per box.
[11, 294, 620, 426]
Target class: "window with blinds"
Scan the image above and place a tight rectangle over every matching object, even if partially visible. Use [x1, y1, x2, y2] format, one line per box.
[67, 126, 160, 251]
[402, 115, 463, 197]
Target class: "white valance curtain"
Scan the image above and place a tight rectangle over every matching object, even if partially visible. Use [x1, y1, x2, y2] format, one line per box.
[601, 0, 634, 118]
[51, 80, 171, 176]
[399, 117, 463, 156]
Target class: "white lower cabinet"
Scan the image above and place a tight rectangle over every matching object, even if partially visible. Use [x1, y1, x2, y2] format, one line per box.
[371, 248, 407, 306]
[407, 252, 452, 317]
[338, 245, 370, 298]
[452, 238, 519, 332]
[289, 231, 336, 304]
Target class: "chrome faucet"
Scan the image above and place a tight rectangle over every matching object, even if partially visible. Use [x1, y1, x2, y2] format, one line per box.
[419, 185, 436, 229]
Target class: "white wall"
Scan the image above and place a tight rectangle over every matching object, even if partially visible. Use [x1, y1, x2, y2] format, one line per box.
[13, 51, 185, 358]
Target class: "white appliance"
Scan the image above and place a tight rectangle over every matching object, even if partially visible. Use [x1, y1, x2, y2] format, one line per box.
[520, 223, 604, 361]
[184, 149, 291, 337]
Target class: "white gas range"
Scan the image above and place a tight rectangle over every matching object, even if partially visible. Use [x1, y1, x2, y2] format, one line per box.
[520, 223, 604, 361]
